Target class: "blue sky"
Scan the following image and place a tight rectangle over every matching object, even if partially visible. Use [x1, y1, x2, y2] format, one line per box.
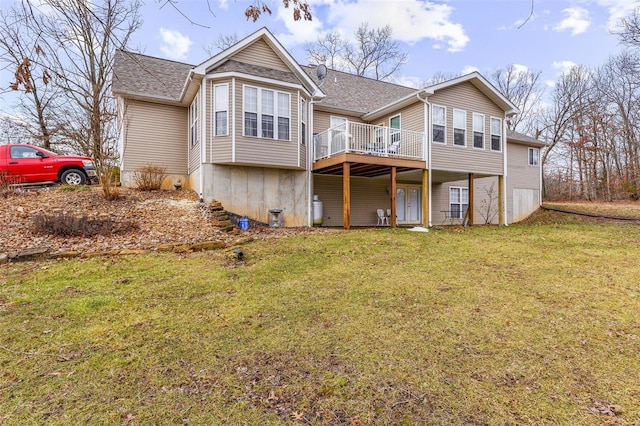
[132, 0, 638, 89]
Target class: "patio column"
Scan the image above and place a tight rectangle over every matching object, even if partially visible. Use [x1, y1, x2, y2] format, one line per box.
[468, 173, 474, 226]
[422, 169, 429, 227]
[498, 174, 505, 225]
[343, 162, 351, 229]
[389, 167, 397, 227]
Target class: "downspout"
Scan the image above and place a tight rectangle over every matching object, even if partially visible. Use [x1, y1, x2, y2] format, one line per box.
[416, 91, 432, 227]
[200, 76, 207, 200]
[308, 93, 323, 227]
[503, 114, 512, 226]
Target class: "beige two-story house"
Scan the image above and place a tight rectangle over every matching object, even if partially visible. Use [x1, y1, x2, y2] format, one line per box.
[112, 27, 544, 228]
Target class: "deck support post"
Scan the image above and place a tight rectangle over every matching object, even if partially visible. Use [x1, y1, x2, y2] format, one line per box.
[390, 167, 397, 227]
[498, 174, 505, 225]
[468, 173, 474, 226]
[422, 169, 429, 227]
[343, 162, 351, 229]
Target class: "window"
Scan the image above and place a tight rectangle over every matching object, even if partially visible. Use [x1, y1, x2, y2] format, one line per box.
[261, 89, 274, 138]
[10, 146, 40, 158]
[432, 105, 445, 143]
[453, 109, 466, 147]
[300, 99, 307, 145]
[449, 187, 469, 220]
[473, 113, 484, 149]
[189, 92, 199, 146]
[278, 92, 290, 140]
[214, 84, 228, 136]
[491, 117, 502, 151]
[243, 85, 291, 141]
[243, 86, 258, 137]
[528, 147, 540, 166]
[390, 114, 401, 143]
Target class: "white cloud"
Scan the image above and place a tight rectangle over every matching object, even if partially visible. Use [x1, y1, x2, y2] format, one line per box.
[159, 28, 192, 60]
[554, 7, 591, 35]
[217, 0, 229, 10]
[277, 0, 469, 53]
[552, 60, 578, 75]
[274, 2, 326, 48]
[595, 0, 638, 31]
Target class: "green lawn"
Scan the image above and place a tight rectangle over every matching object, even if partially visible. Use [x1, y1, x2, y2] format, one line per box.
[1, 218, 639, 425]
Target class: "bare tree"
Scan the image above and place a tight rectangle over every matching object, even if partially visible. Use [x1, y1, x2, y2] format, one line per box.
[305, 30, 345, 70]
[618, 7, 640, 47]
[0, 5, 62, 150]
[305, 23, 408, 81]
[37, 0, 143, 199]
[203, 33, 240, 56]
[490, 64, 544, 135]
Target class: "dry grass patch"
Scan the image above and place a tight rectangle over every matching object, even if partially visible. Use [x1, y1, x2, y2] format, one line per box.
[1, 224, 639, 424]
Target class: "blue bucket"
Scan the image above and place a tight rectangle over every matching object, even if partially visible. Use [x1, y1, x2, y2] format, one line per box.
[238, 217, 249, 230]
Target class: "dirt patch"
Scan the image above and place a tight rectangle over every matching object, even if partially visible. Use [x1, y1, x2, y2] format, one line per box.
[0, 186, 340, 256]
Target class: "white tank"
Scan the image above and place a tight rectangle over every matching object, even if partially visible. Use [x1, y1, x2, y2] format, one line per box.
[312, 194, 324, 225]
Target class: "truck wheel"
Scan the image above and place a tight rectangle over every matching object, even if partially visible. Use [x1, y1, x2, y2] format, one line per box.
[60, 169, 87, 185]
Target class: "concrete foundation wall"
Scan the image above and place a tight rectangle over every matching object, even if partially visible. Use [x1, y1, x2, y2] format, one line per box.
[203, 164, 310, 226]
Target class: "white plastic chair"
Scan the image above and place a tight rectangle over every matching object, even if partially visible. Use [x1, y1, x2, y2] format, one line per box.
[377, 209, 389, 226]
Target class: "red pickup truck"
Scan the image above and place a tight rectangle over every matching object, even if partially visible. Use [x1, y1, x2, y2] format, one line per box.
[0, 144, 98, 185]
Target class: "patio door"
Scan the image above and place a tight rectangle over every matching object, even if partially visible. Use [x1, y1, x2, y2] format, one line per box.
[396, 185, 421, 225]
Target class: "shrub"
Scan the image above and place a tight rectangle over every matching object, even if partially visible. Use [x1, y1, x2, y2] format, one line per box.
[0, 170, 21, 198]
[133, 164, 167, 191]
[107, 166, 121, 184]
[32, 211, 138, 237]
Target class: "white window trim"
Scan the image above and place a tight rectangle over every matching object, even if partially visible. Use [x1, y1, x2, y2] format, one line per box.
[528, 147, 540, 166]
[432, 104, 446, 144]
[453, 109, 466, 148]
[300, 98, 307, 145]
[189, 92, 200, 147]
[472, 113, 485, 150]
[242, 84, 291, 141]
[449, 186, 469, 220]
[213, 83, 229, 137]
[490, 116, 503, 152]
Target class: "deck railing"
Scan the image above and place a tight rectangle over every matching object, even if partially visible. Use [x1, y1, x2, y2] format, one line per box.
[314, 121, 425, 162]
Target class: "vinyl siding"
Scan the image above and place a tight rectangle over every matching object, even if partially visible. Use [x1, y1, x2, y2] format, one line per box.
[430, 81, 505, 175]
[121, 99, 188, 175]
[507, 142, 541, 222]
[374, 102, 424, 132]
[232, 39, 290, 72]
[313, 175, 394, 226]
[209, 78, 233, 163]
[312, 110, 364, 134]
[225, 78, 301, 168]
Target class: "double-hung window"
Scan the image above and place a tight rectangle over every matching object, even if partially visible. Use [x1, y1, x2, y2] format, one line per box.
[189, 92, 199, 146]
[528, 147, 540, 166]
[453, 109, 466, 147]
[243, 86, 291, 141]
[449, 187, 469, 219]
[244, 87, 258, 137]
[214, 84, 228, 136]
[261, 90, 274, 138]
[277, 93, 290, 140]
[300, 99, 307, 145]
[473, 113, 484, 149]
[432, 105, 445, 143]
[490, 117, 502, 151]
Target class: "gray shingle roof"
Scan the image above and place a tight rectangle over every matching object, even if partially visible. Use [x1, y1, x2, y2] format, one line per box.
[212, 60, 299, 85]
[507, 129, 545, 146]
[112, 50, 193, 102]
[300, 65, 416, 114]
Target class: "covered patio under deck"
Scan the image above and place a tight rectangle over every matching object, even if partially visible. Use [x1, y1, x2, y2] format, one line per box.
[313, 153, 428, 229]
